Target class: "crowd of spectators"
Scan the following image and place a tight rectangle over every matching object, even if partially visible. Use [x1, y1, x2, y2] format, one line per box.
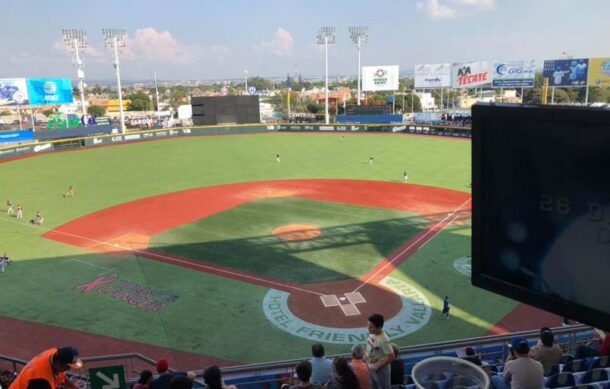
[6, 322, 609, 389]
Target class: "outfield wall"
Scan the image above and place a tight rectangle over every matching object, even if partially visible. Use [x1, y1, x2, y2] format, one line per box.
[0, 123, 471, 161]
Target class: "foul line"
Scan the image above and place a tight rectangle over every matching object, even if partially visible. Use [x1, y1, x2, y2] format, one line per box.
[352, 197, 471, 293]
[0, 216, 323, 297]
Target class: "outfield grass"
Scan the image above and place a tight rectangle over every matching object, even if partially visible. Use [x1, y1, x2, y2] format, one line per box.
[0, 133, 479, 364]
[149, 197, 428, 283]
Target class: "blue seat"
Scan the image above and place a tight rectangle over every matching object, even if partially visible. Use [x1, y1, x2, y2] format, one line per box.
[581, 369, 609, 384]
[564, 359, 589, 373]
[546, 372, 576, 388]
[590, 357, 610, 370]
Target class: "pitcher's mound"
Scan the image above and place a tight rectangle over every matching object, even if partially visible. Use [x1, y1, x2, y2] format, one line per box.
[273, 224, 322, 241]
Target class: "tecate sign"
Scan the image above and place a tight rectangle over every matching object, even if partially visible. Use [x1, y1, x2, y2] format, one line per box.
[452, 62, 491, 88]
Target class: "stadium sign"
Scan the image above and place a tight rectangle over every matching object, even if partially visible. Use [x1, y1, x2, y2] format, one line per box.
[362, 65, 399, 91]
[26, 78, 74, 106]
[414, 64, 452, 89]
[543, 58, 589, 87]
[452, 62, 491, 88]
[492, 60, 536, 88]
[587, 57, 610, 87]
[262, 276, 430, 344]
[0, 78, 29, 106]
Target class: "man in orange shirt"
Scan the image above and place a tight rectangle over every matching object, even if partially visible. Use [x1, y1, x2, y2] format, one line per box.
[350, 344, 371, 389]
[10, 347, 82, 389]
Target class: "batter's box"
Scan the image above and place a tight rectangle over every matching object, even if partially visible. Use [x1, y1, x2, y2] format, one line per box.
[345, 292, 365, 304]
[340, 303, 361, 316]
[320, 294, 341, 307]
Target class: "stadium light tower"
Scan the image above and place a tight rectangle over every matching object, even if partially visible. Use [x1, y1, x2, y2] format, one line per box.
[103, 28, 127, 133]
[349, 26, 368, 106]
[244, 70, 249, 95]
[317, 27, 335, 124]
[62, 29, 88, 123]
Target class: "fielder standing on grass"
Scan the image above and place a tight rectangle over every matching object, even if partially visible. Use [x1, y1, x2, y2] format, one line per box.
[7, 200, 13, 215]
[441, 296, 450, 319]
[403, 171, 408, 183]
[276, 153, 280, 163]
[369, 157, 374, 165]
[16, 204, 23, 220]
[63, 186, 74, 197]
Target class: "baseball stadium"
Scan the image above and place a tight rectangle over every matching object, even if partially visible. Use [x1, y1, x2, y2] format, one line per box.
[0, 128, 561, 369]
[2, 2, 610, 388]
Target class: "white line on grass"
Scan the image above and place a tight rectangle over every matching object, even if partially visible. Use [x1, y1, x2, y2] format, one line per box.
[352, 197, 471, 293]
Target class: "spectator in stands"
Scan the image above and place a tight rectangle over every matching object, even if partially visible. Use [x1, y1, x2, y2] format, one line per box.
[503, 337, 544, 389]
[389, 344, 404, 385]
[0, 369, 15, 389]
[529, 328, 562, 375]
[169, 376, 193, 389]
[310, 344, 333, 385]
[349, 345, 371, 389]
[366, 314, 395, 389]
[326, 357, 360, 389]
[462, 347, 483, 366]
[203, 365, 237, 389]
[133, 370, 153, 389]
[288, 361, 321, 389]
[10, 346, 82, 389]
[575, 329, 610, 359]
[150, 359, 195, 389]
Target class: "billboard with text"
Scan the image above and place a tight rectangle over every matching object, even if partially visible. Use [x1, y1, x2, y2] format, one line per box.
[492, 60, 536, 88]
[587, 57, 610, 87]
[26, 78, 74, 106]
[414, 63, 451, 88]
[0, 78, 29, 106]
[452, 62, 491, 88]
[362, 65, 399, 91]
[543, 59, 589, 87]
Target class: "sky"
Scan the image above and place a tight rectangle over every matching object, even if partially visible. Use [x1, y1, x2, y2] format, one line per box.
[1, 0, 610, 81]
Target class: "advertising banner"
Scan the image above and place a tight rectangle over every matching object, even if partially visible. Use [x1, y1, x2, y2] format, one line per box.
[0, 78, 29, 106]
[414, 64, 451, 88]
[587, 57, 610, 87]
[26, 78, 74, 106]
[452, 62, 491, 88]
[492, 60, 536, 88]
[0, 130, 34, 145]
[542, 59, 589, 87]
[362, 65, 399, 91]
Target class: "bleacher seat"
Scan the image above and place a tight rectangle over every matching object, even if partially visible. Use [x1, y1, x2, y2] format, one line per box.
[546, 372, 576, 388]
[561, 355, 575, 365]
[425, 373, 446, 381]
[564, 359, 589, 373]
[590, 357, 610, 370]
[581, 369, 609, 384]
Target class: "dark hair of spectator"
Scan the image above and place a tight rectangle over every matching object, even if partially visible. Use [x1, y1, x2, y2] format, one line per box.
[27, 379, 52, 389]
[333, 357, 360, 389]
[368, 314, 384, 329]
[203, 365, 223, 389]
[541, 330, 554, 347]
[170, 376, 193, 389]
[295, 361, 312, 382]
[465, 347, 475, 356]
[138, 370, 153, 385]
[312, 343, 325, 358]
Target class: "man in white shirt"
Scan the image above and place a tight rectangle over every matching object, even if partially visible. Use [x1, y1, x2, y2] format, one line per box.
[366, 314, 395, 389]
[503, 337, 544, 389]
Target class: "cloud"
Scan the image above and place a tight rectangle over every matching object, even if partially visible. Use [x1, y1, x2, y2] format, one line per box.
[416, 0, 495, 18]
[123, 27, 198, 64]
[259, 27, 294, 57]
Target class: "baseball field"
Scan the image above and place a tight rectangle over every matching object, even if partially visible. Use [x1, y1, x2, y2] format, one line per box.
[0, 132, 558, 369]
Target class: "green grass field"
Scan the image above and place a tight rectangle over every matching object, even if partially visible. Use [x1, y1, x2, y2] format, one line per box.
[0, 133, 520, 364]
[149, 197, 428, 283]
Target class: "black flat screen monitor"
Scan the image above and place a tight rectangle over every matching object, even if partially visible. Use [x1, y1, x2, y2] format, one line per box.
[472, 103, 610, 330]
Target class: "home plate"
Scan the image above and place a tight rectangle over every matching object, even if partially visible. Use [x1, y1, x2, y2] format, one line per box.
[339, 297, 347, 302]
